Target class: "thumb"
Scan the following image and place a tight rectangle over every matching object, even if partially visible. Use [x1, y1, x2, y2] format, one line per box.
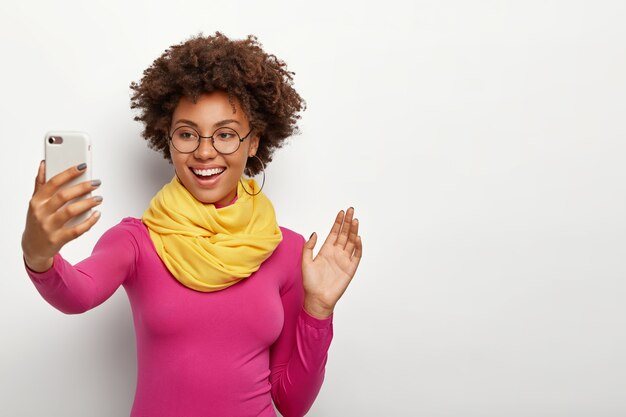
[33, 160, 45, 196]
[302, 232, 317, 263]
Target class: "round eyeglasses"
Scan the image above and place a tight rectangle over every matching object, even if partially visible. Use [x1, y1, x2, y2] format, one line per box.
[169, 126, 253, 155]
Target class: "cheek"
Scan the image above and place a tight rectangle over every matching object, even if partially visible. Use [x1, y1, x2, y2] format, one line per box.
[225, 149, 250, 171]
[171, 154, 192, 179]
[171, 154, 186, 171]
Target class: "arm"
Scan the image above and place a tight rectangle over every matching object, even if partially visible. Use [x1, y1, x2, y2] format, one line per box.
[25, 223, 137, 314]
[270, 207, 363, 416]
[269, 235, 334, 417]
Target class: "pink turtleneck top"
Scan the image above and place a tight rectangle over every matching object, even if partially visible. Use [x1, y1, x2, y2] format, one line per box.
[25, 217, 333, 417]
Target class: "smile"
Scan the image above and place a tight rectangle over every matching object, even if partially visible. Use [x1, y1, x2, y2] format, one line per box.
[191, 167, 225, 177]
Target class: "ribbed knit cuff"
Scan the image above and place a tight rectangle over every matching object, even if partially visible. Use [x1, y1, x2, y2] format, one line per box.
[23, 253, 59, 278]
[300, 306, 333, 329]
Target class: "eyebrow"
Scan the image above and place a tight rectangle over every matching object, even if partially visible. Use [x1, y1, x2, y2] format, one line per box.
[173, 118, 242, 128]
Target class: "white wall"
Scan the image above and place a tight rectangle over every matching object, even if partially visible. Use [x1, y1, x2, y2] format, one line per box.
[2, 0, 626, 416]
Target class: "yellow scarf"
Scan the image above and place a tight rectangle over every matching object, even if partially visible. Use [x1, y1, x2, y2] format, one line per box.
[142, 176, 282, 292]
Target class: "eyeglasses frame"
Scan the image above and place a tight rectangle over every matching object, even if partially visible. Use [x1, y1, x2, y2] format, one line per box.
[168, 125, 254, 155]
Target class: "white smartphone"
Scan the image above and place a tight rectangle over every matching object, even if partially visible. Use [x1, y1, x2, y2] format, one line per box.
[44, 131, 93, 227]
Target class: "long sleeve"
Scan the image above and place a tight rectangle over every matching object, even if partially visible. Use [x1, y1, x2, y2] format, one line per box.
[269, 235, 334, 417]
[24, 223, 138, 314]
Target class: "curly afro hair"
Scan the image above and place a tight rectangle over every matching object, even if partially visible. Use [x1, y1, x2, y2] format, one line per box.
[130, 32, 305, 176]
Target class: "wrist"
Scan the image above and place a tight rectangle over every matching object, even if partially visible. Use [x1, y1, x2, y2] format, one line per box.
[304, 297, 334, 319]
[23, 254, 54, 273]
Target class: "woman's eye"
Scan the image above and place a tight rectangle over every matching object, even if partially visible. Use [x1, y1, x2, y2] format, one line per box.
[217, 133, 235, 140]
[179, 132, 196, 140]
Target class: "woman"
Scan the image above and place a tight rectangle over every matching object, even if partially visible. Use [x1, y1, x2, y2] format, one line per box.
[21, 33, 362, 417]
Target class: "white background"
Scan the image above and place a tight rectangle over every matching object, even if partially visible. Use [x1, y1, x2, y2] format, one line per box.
[1, 0, 626, 416]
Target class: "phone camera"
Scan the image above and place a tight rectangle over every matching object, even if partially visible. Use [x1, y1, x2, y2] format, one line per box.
[48, 136, 63, 145]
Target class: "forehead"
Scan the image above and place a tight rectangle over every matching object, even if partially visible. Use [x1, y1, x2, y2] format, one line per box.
[172, 91, 248, 127]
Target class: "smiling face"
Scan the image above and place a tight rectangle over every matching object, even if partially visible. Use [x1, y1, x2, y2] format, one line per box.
[169, 91, 259, 206]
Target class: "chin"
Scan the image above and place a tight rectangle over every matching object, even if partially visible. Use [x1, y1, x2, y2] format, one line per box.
[181, 179, 236, 206]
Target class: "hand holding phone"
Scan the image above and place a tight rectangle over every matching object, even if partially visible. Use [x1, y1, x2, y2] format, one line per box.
[21, 132, 102, 272]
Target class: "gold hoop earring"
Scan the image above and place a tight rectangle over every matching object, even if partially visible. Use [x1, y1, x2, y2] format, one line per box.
[240, 155, 265, 196]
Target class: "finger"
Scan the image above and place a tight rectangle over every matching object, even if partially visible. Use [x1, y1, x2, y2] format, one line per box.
[59, 210, 101, 243]
[348, 236, 363, 275]
[322, 210, 344, 247]
[33, 160, 45, 196]
[344, 218, 360, 254]
[352, 236, 363, 262]
[302, 232, 317, 264]
[335, 207, 355, 249]
[44, 179, 101, 213]
[39, 163, 89, 200]
[51, 195, 103, 229]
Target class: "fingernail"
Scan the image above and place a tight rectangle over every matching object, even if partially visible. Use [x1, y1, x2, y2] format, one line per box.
[310, 232, 315, 239]
[91, 179, 101, 187]
[93, 196, 103, 202]
[77, 163, 87, 171]
[94, 210, 101, 218]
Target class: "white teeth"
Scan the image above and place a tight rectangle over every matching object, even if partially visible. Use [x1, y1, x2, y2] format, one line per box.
[192, 167, 225, 177]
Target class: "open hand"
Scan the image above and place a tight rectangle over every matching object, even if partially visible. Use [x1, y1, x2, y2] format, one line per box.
[301, 207, 363, 318]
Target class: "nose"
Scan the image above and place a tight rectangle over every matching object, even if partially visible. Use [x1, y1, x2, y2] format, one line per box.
[194, 137, 218, 160]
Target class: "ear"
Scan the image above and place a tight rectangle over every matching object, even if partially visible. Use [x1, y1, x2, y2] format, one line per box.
[248, 134, 260, 157]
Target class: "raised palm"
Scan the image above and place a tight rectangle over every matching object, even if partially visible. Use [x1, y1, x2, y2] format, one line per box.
[302, 207, 362, 318]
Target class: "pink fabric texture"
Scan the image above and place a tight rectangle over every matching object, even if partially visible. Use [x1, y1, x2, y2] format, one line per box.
[25, 217, 333, 417]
